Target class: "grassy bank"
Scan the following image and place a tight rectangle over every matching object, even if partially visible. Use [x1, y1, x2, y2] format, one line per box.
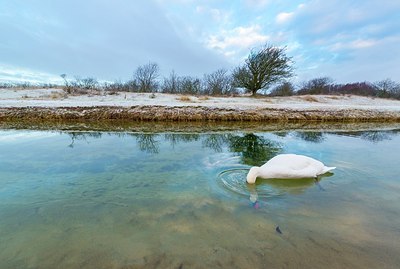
[1, 106, 400, 123]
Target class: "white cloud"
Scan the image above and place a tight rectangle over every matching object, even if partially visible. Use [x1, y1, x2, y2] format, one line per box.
[276, 12, 294, 24]
[207, 25, 269, 58]
[195, 6, 230, 24]
[298, 3, 306, 9]
[275, 3, 306, 25]
[0, 64, 61, 84]
[286, 41, 302, 52]
[350, 39, 378, 49]
[290, 0, 400, 36]
[2, 0, 399, 83]
[244, 0, 270, 8]
[328, 38, 378, 51]
[298, 36, 400, 83]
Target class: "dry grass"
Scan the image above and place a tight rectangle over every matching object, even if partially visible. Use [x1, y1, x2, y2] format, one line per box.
[301, 95, 319, 102]
[2, 106, 400, 122]
[40, 91, 68, 99]
[49, 91, 68, 99]
[177, 96, 193, 102]
[327, 96, 340, 100]
[197, 96, 210, 101]
[107, 91, 119, 96]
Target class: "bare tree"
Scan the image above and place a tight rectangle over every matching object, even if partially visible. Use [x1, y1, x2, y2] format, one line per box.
[374, 79, 400, 98]
[203, 69, 233, 95]
[80, 77, 98, 90]
[60, 73, 72, 93]
[134, 62, 160, 92]
[180, 76, 201, 94]
[162, 70, 180, 93]
[298, 77, 333, 95]
[60, 74, 68, 85]
[233, 44, 293, 96]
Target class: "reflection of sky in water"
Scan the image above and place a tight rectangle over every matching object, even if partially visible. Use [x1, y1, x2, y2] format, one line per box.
[0, 129, 400, 268]
[0, 130, 58, 142]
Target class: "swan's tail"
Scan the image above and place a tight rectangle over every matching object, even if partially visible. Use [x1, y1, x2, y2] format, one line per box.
[322, 166, 336, 174]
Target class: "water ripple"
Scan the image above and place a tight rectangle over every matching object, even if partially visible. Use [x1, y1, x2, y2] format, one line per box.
[216, 168, 285, 199]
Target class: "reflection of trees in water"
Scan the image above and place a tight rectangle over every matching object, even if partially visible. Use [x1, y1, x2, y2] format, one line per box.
[201, 133, 282, 165]
[135, 134, 160, 154]
[164, 133, 200, 148]
[67, 132, 159, 153]
[202, 134, 231, 152]
[277, 130, 400, 144]
[228, 133, 281, 166]
[66, 130, 400, 166]
[65, 130, 400, 160]
[294, 132, 325, 143]
[331, 129, 400, 143]
[271, 131, 326, 143]
[273, 132, 289, 138]
[65, 131, 283, 165]
[359, 131, 392, 142]
[271, 130, 397, 144]
[67, 132, 103, 148]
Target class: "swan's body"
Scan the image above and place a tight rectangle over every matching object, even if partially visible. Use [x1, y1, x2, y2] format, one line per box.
[246, 154, 336, 184]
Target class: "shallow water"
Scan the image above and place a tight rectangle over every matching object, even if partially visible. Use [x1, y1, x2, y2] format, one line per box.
[0, 129, 400, 268]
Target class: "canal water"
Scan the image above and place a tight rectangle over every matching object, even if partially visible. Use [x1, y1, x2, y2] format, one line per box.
[0, 129, 399, 268]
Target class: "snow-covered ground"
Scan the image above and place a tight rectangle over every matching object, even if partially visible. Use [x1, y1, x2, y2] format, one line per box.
[1, 88, 400, 111]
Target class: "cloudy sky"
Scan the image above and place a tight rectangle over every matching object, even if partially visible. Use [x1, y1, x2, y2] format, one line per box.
[1, 0, 399, 84]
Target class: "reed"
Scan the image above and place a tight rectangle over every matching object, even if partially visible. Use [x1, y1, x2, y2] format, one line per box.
[1, 106, 400, 122]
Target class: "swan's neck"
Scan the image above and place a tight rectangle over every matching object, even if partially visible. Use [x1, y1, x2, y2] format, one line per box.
[247, 166, 261, 184]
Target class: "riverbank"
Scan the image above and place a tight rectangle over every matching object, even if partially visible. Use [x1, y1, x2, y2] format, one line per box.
[1, 105, 400, 122]
[1, 88, 400, 123]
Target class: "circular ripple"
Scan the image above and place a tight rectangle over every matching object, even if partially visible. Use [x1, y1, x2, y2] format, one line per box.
[217, 168, 285, 199]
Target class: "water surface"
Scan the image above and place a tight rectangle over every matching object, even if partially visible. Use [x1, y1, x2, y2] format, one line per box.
[1, 129, 400, 268]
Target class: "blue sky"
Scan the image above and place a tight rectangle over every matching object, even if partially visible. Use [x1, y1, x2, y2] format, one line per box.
[1, 0, 399, 84]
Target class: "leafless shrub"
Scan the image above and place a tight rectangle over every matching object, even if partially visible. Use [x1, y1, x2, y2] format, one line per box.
[179, 76, 202, 95]
[203, 69, 234, 95]
[297, 77, 333, 95]
[60, 74, 100, 95]
[104, 80, 138, 93]
[162, 70, 180, 94]
[269, 82, 295, 96]
[374, 79, 400, 99]
[134, 62, 159, 92]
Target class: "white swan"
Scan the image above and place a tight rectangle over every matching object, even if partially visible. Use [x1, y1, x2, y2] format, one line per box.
[246, 154, 336, 184]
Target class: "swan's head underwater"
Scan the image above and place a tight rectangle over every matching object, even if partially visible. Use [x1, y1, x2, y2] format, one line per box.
[246, 167, 260, 184]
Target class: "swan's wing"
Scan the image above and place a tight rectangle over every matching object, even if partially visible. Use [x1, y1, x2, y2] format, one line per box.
[264, 154, 321, 170]
[261, 154, 323, 178]
[266, 165, 319, 178]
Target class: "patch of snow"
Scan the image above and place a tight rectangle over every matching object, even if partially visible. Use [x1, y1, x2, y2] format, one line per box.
[1, 88, 400, 112]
